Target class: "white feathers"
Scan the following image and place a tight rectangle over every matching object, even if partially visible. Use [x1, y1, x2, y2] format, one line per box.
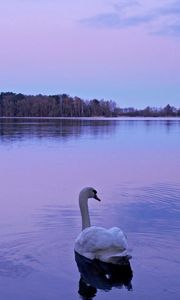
[74, 226, 129, 262]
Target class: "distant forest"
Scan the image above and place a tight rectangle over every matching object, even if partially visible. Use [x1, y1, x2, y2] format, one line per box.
[0, 92, 179, 117]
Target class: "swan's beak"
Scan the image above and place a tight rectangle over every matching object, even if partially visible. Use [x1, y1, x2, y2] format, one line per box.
[94, 194, 101, 201]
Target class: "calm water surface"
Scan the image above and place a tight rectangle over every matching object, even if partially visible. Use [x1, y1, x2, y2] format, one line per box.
[0, 118, 180, 300]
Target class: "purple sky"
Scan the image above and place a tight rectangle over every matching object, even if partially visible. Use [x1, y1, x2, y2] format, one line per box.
[0, 0, 180, 108]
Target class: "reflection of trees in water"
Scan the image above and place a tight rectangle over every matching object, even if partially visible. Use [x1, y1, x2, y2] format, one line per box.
[75, 252, 133, 299]
[0, 118, 118, 143]
[143, 119, 180, 133]
[0, 118, 179, 143]
[122, 119, 180, 132]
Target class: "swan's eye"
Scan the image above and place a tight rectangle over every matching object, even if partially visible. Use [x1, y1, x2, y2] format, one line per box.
[93, 189, 97, 195]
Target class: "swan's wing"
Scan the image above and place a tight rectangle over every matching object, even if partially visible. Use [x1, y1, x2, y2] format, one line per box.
[108, 227, 128, 249]
[75, 227, 112, 254]
[74, 226, 128, 261]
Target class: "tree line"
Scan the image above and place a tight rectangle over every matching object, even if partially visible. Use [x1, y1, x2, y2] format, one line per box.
[0, 92, 179, 117]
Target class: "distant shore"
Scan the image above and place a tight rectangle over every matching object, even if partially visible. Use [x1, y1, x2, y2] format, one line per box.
[1, 116, 180, 121]
[0, 92, 179, 118]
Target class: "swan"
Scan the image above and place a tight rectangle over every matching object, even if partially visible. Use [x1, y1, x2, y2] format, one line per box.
[74, 187, 131, 264]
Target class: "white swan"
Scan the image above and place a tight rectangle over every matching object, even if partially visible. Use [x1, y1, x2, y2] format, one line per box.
[74, 187, 131, 264]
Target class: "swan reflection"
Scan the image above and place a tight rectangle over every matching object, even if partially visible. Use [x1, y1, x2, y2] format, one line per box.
[75, 252, 133, 299]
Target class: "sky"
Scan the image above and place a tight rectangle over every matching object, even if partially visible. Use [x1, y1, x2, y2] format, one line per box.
[0, 0, 180, 108]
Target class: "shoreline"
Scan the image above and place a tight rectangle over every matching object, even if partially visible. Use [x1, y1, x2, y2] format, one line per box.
[1, 116, 180, 121]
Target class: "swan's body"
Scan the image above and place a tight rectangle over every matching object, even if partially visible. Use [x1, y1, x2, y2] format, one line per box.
[74, 187, 131, 264]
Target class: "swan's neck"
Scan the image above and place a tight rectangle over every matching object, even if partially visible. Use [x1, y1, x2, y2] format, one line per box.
[79, 194, 91, 230]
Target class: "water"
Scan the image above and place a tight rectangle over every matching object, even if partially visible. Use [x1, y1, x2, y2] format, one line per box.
[0, 117, 180, 300]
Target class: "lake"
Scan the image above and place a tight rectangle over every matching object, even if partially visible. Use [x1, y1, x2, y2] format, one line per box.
[0, 117, 180, 300]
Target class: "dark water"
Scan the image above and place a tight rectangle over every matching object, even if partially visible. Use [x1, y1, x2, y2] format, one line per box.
[0, 117, 180, 300]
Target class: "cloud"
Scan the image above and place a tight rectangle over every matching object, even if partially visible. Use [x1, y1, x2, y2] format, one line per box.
[80, 1, 180, 37]
[157, 1, 180, 16]
[153, 23, 180, 37]
[80, 12, 156, 29]
[153, 1, 180, 36]
[112, 0, 140, 11]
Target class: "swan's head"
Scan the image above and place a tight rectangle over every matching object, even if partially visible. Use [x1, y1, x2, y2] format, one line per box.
[79, 187, 101, 201]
